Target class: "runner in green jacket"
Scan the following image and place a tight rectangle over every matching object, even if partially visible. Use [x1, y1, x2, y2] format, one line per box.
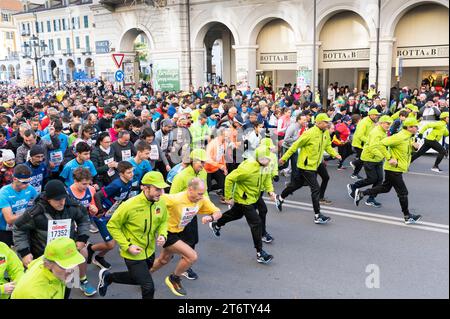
[411, 112, 449, 172]
[276, 113, 341, 224]
[97, 171, 169, 299]
[209, 147, 277, 264]
[354, 118, 423, 224]
[0, 241, 24, 299]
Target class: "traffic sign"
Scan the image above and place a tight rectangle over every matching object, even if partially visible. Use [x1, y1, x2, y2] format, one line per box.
[112, 53, 125, 69]
[115, 70, 124, 82]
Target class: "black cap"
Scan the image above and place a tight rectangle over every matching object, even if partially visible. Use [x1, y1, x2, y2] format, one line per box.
[30, 144, 45, 157]
[44, 180, 67, 200]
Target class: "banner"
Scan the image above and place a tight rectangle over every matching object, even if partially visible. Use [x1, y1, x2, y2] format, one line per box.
[296, 67, 312, 91]
[236, 68, 248, 91]
[153, 59, 180, 92]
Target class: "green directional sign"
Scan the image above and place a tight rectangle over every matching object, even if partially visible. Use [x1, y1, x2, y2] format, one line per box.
[154, 59, 180, 91]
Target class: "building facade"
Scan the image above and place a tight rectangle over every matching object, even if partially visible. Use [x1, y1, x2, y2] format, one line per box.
[0, 0, 22, 82]
[14, 0, 96, 85]
[9, 0, 450, 98]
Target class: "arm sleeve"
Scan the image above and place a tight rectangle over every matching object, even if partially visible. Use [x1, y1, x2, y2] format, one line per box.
[6, 246, 25, 283]
[198, 198, 220, 215]
[224, 166, 245, 200]
[12, 211, 35, 258]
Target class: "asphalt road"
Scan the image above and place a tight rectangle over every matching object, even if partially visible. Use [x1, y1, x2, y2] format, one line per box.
[72, 154, 449, 299]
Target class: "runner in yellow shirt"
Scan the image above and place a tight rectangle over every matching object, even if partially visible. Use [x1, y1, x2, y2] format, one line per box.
[151, 178, 222, 297]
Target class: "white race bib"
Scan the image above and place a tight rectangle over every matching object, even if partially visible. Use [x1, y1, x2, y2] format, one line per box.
[121, 149, 132, 161]
[50, 151, 63, 166]
[150, 145, 159, 160]
[47, 219, 71, 244]
[179, 206, 199, 228]
[161, 135, 169, 151]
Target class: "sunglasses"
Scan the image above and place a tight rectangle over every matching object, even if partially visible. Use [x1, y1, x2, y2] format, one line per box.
[16, 178, 31, 184]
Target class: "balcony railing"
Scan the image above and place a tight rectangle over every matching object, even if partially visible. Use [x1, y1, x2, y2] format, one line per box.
[62, 49, 73, 56]
[81, 47, 92, 55]
[21, 30, 31, 37]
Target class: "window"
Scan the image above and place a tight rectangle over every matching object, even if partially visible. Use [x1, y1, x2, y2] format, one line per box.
[77, 58, 81, 65]
[85, 36, 90, 51]
[66, 37, 71, 52]
[77, 17, 80, 29]
[57, 38, 61, 51]
[47, 21, 51, 32]
[59, 59, 63, 65]
[53, 20, 57, 32]
[84, 16, 89, 28]
[58, 19, 61, 31]
[62, 18, 66, 31]
[41, 22, 44, 33]
[35, 21, 39, 33]
[71, 17, 75, 29]
[5, 32, 13, 40]
[48, 39, 54, 51]
[75, 36, 80, 49]
[2, 14, 10, 22]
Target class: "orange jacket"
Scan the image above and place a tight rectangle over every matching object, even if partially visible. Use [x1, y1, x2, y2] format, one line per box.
[204, 137, 226, 173]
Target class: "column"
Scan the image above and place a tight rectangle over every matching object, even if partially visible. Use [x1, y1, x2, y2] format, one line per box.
[296, 42, 320, 89]
[369, 38, 395, 99]
[222, 31, 231, 84]
[191, 47, 205, 88]
[232, 45, 258, 89]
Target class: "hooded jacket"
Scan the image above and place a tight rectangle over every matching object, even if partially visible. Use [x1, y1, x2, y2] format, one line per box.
[13, 194, 90, 258]
[382, 129, 415, 173]
[352, 116, 376, 149]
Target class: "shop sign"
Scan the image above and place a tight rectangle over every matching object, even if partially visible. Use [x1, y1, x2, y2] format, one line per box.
[153, 59, 180, 91]
[260, 52, 296, 64]
[322, 48, 370, 62]
[396, 45, 449, 59]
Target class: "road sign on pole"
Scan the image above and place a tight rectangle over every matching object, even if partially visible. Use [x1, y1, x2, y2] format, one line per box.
[115, 69, 125, 82]
[112, 53, 125, 69]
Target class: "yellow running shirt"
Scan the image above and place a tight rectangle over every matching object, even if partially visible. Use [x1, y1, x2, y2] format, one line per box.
[162, 191, 219, 233]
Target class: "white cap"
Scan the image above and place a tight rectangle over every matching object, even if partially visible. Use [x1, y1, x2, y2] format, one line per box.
[0, 149, 15, 162]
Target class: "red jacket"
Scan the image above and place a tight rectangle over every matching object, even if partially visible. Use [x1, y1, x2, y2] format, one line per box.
[333, 123, 350, 146]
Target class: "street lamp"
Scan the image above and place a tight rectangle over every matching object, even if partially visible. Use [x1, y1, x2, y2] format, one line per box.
[22, 35, 48, 87]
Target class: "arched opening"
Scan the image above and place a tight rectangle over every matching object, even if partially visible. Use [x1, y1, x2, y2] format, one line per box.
[0, 65, 7, 82]
[119, 28, 153, 84]
[66, 59, 75, 81]
[49, 60, 57, 81]
[391, 3, 449, 90]
[255, 18, 296, 91]
[8, 65, 16, 80]
[201, 22, 236, 85]
[318, 11, 370, 103]
[85, 58, 94, 78]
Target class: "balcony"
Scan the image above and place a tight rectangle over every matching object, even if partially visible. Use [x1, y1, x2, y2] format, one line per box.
[81, 47, 92, 55]
[21, 30, 31, 37]
[8, 52, 20, 60]
[45, 49, 55, 56]
[62, 49, 73, 56]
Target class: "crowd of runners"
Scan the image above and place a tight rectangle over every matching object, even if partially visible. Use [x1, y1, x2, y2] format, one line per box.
[0, 79, 448, 299]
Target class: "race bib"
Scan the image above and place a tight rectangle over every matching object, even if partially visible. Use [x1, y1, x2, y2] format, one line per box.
[161, 135, 169, 151]
[121, 149, 132, 161]
[50, 151, 63, 166]
[47, 219, 71, 244]
[179, 206, 199, 228]
[150, 145, 159, 160]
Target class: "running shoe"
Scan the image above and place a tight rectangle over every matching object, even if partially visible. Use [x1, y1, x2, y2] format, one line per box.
[209, 221, 221, 238]
[350, 174, 363, 180]
[354, 189, 365, 206]
[275, 195, 284, 212]
[262, 233, 274, 243]
[97, 269, 111, 297]
[319, 198, 333, 205]
[89, 223, 99, 233]
[347, 183, 356, 199]
[365, 198, 382, 208]
[431, 167, 443, 173]
[404, 214, 422, 225]
[314, 214, 331, 224]
[165, 274, 187, 296]
[80, 279, 97, 297]
[256, 250, 273, 264]
[182, 268, 198, 280]
[93, 255, 112, 270]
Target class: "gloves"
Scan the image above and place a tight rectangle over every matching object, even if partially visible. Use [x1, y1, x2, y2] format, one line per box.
[273, 175, 280, 182]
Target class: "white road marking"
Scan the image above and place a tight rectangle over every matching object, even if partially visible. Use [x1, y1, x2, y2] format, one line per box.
[406, 171, 449, 178]
[264, 198, 449, 234]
